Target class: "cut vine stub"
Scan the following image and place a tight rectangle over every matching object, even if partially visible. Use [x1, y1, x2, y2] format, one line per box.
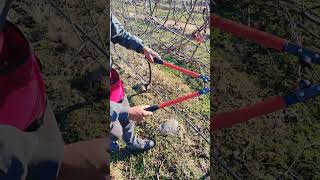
[132, 83, 149, 92]
[160, 118, 179, 135]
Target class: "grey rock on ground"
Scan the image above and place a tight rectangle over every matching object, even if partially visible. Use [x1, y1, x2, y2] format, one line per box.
[160, 118, 179, 135]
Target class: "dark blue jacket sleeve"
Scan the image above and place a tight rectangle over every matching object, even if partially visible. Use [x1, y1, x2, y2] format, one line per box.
[111, 14, 144, 54]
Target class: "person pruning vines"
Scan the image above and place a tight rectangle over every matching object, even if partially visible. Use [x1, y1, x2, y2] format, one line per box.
[109, 14, 162, 152]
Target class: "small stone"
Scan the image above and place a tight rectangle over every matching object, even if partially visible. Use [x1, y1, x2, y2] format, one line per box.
[132, 83, 146, 92]
[160, 118, 179, 135]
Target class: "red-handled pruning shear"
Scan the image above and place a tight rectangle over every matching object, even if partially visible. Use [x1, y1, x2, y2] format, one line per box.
[145, 57, 210, 112]
[210, 15, 320, 130]
[152, 57, 210, 83]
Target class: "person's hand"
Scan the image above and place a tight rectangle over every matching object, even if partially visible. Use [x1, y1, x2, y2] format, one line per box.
[142, 47, 162, 63]
[128, 105, 153, 122]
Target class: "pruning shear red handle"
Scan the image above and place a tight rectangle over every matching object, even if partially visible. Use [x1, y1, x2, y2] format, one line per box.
[153, 57, 209, 83]
[211, 15, 287, 51]
[211, 15, 320, 64]
[211, 84, 320, 130]
[144, 56, 210, 112]
[211, 96, 287, 130]
[145, 87, 210, 112]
